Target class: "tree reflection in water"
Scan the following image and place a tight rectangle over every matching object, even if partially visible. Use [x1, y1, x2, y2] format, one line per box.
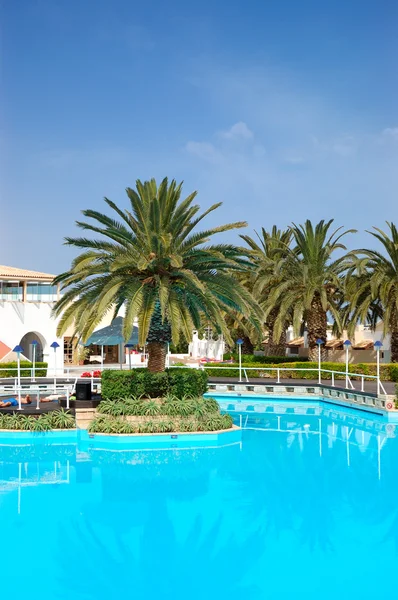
[55, 444, 266, 600]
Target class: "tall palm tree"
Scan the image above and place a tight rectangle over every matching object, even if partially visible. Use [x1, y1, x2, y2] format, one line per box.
[261, 220, 355, 361]
[346, 222, 398, 362]
[53, 178, 261, 372]
[241, 226, 292, 356]
[222, 270, 261, 355]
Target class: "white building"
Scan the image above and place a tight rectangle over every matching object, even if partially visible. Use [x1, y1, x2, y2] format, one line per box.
[285, 323, 390, 363]
[188, 330, 225, 361]
[0, 265, 63, 372]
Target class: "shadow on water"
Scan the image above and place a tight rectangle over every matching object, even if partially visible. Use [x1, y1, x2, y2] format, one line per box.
[55, 446, 266, 600]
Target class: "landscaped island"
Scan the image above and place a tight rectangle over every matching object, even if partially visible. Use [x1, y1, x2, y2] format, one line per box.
[89, 395, 233, 434]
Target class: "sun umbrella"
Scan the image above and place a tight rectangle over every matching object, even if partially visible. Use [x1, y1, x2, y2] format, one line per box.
[84, 317, 139, 369]
[85, 317, 139, 346]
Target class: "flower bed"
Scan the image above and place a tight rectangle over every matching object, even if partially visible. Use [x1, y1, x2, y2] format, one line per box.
[0, 409, 75, 431]
[88, 395, 233, 434]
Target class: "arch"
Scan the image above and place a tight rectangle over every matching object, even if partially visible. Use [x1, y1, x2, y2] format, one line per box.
[19, 331, 46, 362]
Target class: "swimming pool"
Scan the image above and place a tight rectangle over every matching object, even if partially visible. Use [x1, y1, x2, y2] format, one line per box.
[0, 396, 397, 599]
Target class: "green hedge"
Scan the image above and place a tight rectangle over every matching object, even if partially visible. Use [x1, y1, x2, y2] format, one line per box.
[0, 361, 48, 377]
[223, 353, 307, 364]
[101, 368, 208, 400]
[204, 361, 398, 381]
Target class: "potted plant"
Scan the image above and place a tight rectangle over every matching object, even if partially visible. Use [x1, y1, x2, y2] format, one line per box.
[77, 346, 90, 366]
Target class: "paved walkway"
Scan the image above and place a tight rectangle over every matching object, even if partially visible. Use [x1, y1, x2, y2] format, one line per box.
[208, 376, 397, 396]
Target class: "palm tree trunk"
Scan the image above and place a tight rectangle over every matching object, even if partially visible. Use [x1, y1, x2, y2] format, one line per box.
[391, 307, 398, 363]
[240, 335, 254, 355]
[147, 342, 167, 372]
[307, 294, 327, 362]
[265, 309, 286, 356]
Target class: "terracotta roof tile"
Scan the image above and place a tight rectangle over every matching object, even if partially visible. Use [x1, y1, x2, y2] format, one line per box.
[286, 337, 304, 347]
[0, 265, 55, 280]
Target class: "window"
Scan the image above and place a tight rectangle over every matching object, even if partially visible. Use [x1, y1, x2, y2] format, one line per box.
[26, 282, 57, 302]
[0, 281, 23, 301]
[64, 338, 74, 364]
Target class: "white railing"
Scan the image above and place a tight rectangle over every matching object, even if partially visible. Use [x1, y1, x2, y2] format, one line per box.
[0, 385, 74, 410]
[197, 365, 388, 396]
[0, 363, 389, 396]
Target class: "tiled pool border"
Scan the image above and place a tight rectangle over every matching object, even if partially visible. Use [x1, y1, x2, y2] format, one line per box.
[0, 426, 242, 448]
[205, 383, 398, 422]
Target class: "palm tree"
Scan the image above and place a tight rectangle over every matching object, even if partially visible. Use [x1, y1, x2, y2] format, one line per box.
[222, 270, 261, 355]
[53, 178, 261, 372]
[346, 222, 398, 362]
[261, 220, 355, 361]
[241, 226, 292, 356]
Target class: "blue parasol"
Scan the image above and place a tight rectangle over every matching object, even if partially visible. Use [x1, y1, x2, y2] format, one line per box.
[85, 317, 139, 346]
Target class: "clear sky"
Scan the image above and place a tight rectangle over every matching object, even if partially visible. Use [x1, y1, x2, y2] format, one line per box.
[1, 0, 397, 274]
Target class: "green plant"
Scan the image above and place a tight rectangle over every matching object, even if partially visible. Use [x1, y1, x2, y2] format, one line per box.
[175, 396, 195, 417]
[204, 361, 398, 381]
[203, 397, 219, 413]
[192, 398, 208, 418]
[88, 416, 118, 434]
[168, 369, 208, 397]
[220, 414, 233, 429]
[47, 409, 75, 429]
[346, 223, 398, 362]
[53, 177, 262, 372]
[156, 419, 174, 433]
[161, 399, 181, 417]
[178, 419, 196, 432]
[390, 366, 398, 383]
[77, 346, 90, 363]
[137, 421, 158, 434]
[18, 415, 34, 431]
[257, 220, 355, 361]
[31, 415, 52, 431]
[112, 418, 136, 434]
[99, 400, 124, 416]
[101, 368, 208, 400]
[198, 415, 224, 432]
[142, 400, 160, 417]
[0, 361, 48, 378]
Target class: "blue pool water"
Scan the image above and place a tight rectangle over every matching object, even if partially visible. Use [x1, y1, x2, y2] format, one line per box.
[1, 397, 397, 600]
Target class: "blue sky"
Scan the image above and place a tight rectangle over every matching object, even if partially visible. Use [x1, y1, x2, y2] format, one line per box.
[2, 0, 398, 274]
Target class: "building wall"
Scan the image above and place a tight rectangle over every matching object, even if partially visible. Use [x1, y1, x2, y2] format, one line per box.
[0, 301, 63, 373]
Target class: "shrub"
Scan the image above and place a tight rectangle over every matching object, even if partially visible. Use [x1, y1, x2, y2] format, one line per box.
[101, 371, 134, 400]
[223, 354, 307, 364]
[0, 361, 48, 378]
[390, 366, 398, 383]
[101, 368, 208, 401]
[204, 361, 398, 381]
[203, 397, 219, 413]
[167, 368, 208, 397]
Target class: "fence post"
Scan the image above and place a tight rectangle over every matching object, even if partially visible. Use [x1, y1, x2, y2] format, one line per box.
[361, 376, 364, 392]
[66, 388, 70, 410]
[331, 372, 335, 387]
[277, 368, 280, 384]
[316, 339, 324, 385]
[343, 340, 351, 389]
